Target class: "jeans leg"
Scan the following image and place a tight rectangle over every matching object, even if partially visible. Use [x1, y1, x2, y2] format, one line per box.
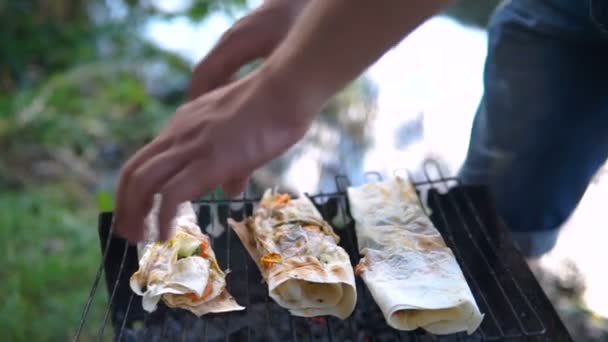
[590, 0, 608, 35]
[458, 0, 608, 257]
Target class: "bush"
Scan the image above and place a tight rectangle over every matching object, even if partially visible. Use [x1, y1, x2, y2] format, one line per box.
[0, 185, 110, 341]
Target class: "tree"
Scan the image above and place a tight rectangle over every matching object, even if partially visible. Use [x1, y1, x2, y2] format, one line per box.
[0, 1, 247, 340]
[0, 0, 246, 193]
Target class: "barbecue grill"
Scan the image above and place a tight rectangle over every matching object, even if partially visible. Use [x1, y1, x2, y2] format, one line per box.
[73, 161, 574, 341]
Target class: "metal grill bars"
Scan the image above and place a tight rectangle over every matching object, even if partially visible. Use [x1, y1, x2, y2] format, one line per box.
[74, 160, 556, 342]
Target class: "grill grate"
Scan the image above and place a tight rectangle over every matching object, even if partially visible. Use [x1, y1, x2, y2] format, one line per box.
[74, 161, 573, 341]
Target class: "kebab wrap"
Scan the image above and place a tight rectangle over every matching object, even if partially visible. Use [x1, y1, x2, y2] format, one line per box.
[129, 200, 244, 316]
[347, 176, 483, 335]
[228, 190, 356, 319]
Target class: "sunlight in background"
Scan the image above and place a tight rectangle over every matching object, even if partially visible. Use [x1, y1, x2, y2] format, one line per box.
[145, 7, 488, 187]
[540, 178, 608, 319]
[365, 16, 487, 178]
[144, 2, 608, 323]
[145, 11, 237, 61]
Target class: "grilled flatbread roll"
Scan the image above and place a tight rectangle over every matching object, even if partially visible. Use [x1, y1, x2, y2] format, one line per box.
[347, 176, 483, 335]
[129, 201, 244, 316]
[228, 190, 356, 319]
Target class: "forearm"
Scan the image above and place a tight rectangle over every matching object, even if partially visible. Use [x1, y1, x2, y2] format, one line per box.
[259, 0, 452, 115]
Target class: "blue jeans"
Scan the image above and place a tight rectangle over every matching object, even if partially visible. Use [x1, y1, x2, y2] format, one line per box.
[458, 0, 608, 257]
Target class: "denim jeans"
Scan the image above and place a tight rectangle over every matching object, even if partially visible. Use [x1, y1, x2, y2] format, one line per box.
[458, 0, 608, 257]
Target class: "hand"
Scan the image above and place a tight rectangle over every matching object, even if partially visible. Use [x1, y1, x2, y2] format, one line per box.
[187, 0, 310, 100]
[115, 68, 313, 243]
[114, 0, 449, 243]
[114, 0, 311, 243]
[184, 0, 310, 196]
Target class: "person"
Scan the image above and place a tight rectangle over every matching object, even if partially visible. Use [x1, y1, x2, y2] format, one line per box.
[113, 0, 451, 242]
[458, 0, 608, 258]
[114, 0, 608, 261]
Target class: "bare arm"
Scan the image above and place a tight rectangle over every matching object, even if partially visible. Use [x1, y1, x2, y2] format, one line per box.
[115, 0, 452, 242]
[260, 0, 452, 116]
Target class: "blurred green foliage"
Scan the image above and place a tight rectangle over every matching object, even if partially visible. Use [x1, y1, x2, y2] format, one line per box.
[0, 185, 111, 341]
[0, 0, 500, 340]
[0, 0, 246, 340]
[0, 0, 248, 193]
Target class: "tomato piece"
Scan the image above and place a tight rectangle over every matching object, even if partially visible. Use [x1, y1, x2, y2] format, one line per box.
[185, 280, 213, 302]
[260, 253, 282, 269]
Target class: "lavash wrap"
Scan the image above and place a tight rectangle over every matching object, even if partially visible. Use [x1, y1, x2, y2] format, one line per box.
[347, 176, 484, 335]
[228, 189, 356, 319]
[129, 200, 244, 316]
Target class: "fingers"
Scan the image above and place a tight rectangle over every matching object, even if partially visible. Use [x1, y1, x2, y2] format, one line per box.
[116, 139, 171, 208]
[115, 138, 172, 236]
[156, 195, 178, 242]
[122, 147, 253, 242]
[157, 161, 217, 241]
[155, 161, 252, 240]
[116, 2, 298, 241]
[222, 176, 249, 198]
[115, 144, 188, 242]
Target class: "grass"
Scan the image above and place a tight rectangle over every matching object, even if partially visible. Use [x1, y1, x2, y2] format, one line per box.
[0, 185, 113, 341]
[0, 182, 229, 341]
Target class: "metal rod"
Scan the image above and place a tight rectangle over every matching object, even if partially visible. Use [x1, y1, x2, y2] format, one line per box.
[346, 314, 357, 342]
[208, 205, 217, 249]
[363, 171, 383, 183]
[201, 313, 208, 342]
[96, 239, 130, 342]
[116, 292, 135, 342]
[305, 318, 314, 342]
[257, 175, 272, 341]
[459, 189, 546, 336]
[73, 215, 117, 342]
[420, 166, 501, 339]
[316, 194, 335, 342]
[181, 312, 196, 342]
[159, 310, 170, 340]
[289, 315, 298, 342]
[325, 317, 334, 342]
[392, 328, 402, 341]
[330, 187, 359, 342]
[264, 290, 272, 341]
[334, 175, 351, 192]
[422, 160, 457, 192]
[225, 203, 232, 273]
[223, 203, 231, 342]
[425, 162, 527, 338]
[80, 167, 555, 341]
[447, 188, 529, 335]
[336, 193, 362, 342]
[243, 187, 252, 342]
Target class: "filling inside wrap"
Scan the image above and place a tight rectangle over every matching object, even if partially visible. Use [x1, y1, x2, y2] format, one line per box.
[129, 201, 244, 317]
[228, 190, 356, 319]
